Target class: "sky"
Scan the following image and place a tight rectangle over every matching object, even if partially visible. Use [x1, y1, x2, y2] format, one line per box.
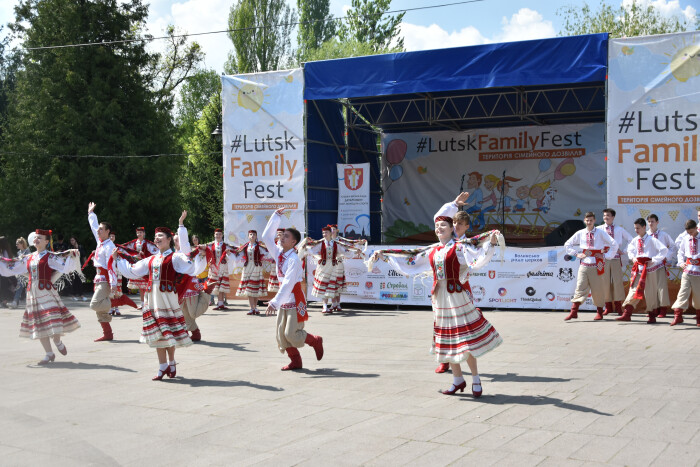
[0, 0, 697, 73]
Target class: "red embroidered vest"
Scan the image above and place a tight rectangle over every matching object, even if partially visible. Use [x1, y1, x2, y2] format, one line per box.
[147, 251, 177, 293]
[240, 242, 262, 266]
[320, 240, 338, 266]
[27, 252, 54, 290]
[428, 243, 464, 294]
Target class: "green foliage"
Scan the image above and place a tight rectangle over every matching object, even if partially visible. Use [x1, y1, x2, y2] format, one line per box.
[558, 0, 695, 38]
[303, 38, 402, 62]
[0, 0, 195, 245]
[339, 0, 405, 53]
[225, 0, 297, 74]
[296, 0, 336, 62]
[175, 69, 220, 149]
[180, 93, 224, 239]
[383, 219, 431, 243]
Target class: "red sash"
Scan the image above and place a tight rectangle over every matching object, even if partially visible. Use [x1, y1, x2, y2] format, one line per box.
[686, 258, 700, 267]
[292, 282, 308, 322]
[582, 247, 609, 275]
[630, 257, 651, 300]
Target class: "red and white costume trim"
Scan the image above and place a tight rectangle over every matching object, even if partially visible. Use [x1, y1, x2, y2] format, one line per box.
[308, 240, 352, 299]
[233, 241, 270, 297]
[386, 239, 502, 363]
[0, 250, 81, 339]
[267, 239, 283, 293]
[88, 212, 118, 288]
[205, 241, 236, 295]
[623, 234, 668, 311]
[122, 238, 158, 290]
[115, 247, 206, 348]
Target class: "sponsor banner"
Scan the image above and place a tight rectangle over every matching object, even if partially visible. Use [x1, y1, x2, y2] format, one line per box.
[607, 32, 700, 236]
[337, 163, 370, 238]
[221, 70, 305, 245]
[305, 245, 651, 310]
[381, 123, 606, 242]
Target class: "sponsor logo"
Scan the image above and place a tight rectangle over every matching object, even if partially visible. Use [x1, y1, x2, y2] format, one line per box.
[498, 287, 507, 296]
[520, 297, 542, 302]
[380, 282, 408, 290]
[557, 267, 574, 282]
[546, 292, 555, 301]
[412, 285, 425, 297]
[387, 270, 404, 278]
[380, 291, 408, 300]
[525, 286, 536, 296]
[347, 268, 363, 278]
[548, 250, 558, 263]
[471, 272, 487, 277]
[489, 298, 517, 303]
[365, 281, 373, 290]
[488, 270, 496, 279]
[527, 271, 554, 278]
[556, 295, 572, 301]
[345, 281, 359, 288]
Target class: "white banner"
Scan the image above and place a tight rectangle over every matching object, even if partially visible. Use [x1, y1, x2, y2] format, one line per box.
[607, 32, 700, 236]
[304, 245, 657, 310]
[336, 163, 370, 238]
[221, 69, 305, 245]
[381, 124, 606, 243]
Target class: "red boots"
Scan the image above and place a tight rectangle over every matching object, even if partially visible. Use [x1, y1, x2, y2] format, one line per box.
[614, 301, 623, 315]
[94, 322, 113, 342]
[603, 302, 613, 316]
[111, 295, 137, 309]
[190, 329, 201, 342]
[564, 302, 579, 321]
[670, 308, 684, 326]
[282, 347, 302, 370]
[616, 305, 634, 321]
[435, 363, 449, 373]
[594, 307, 605, 320]
[304, 334, 324, 361]
[657, 307, 667, 318]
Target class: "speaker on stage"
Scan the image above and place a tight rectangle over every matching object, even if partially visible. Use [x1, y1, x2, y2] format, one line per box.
[545, 219, 585, 246]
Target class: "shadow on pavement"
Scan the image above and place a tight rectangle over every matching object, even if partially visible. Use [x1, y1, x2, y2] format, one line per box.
[481, 372, 573, 383]
[318, 310, 408, 318]
[297, 367, 380, 378]
[463, 393, 612, 416]
[166, 378, 283, 391]
[30, 361, 137, 372]
[194, 341, 256, 352]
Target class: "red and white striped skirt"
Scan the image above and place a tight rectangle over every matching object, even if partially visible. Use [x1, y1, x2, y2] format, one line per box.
[236, 262, 267, 297]
[20, 287, 80, 339]
[141, 289, 192, 348]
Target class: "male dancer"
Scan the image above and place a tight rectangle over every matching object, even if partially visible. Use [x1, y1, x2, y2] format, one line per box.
[646, 214, 676, 318]
[263, 208, 324, 370]
[669, 219, 700, 327]
[123, 226, 158, 309]
[617, 218, 668, 323]
[88, 202, 131, 341]
[563, 212, 618, 321]
[266, 229, 285, 294]
[600, 208, 633, 317]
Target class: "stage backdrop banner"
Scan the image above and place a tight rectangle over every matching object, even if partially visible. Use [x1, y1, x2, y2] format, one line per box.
[306, 245, 603, 310]
[221, 69, 305, 245]
[607, 32, 700, 236]
[336, 163, 371, 238]
[381, 124, 606, 243]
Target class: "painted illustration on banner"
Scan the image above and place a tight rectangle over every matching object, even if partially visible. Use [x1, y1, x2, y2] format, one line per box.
[608, 32, 700, 237]
[221, 70, 305, 245]
[381, 124, 606, 243]
[337, 163, 370, 239]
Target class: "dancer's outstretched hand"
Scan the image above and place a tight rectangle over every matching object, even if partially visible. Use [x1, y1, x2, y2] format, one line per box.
[265, 303, 277, 316]
[179, 210, 187, 225]
[454, 192, 470, 206]
[275, 208, 285, 216]
[88, 202, 96, 214]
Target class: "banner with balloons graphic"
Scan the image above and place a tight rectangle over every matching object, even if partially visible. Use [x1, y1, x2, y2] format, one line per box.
[380, 123, 606, 242]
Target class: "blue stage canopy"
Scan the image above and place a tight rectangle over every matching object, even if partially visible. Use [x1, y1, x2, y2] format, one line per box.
[304, 33, 608, 100]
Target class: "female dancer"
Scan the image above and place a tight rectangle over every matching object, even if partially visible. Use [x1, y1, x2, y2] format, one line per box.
[370, 217, 503, 397]
[123, 226, 158, 309]
[113, 222, 206, 380]
[234, 230, 271, 315]
[329, 224, 367, 312]
[0, 229, 82, 364]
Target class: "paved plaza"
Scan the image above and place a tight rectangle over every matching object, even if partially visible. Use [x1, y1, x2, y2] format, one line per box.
[1, 300, 699, 466]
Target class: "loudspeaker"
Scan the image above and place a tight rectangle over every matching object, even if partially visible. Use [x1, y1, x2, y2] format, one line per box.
[545, 219, 585, 246]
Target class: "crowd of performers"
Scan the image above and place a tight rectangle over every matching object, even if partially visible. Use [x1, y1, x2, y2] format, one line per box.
[562, 208, 700, 327]
[2, 195, 697, 395]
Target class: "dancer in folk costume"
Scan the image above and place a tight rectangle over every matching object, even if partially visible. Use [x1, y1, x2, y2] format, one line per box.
[669, 219, 700, 327]
[675, 209, 700, 252]
[563, 212, 618, 321]
[234, 229, 271, 315]
[0, 229, 82, 364]
[113, 222, 207, 380]
[263, 209, 324, 370]
[266, 229, 285, 294]
[617, 218, 668, 323]
[646, 214, 676, 319]
[108, 232, 123, 316]
[205, 228, 237, 311]
[328, 224, 367, 313]
[122, 226, 158, 309]
[370, 217, 504, 397]
[173, 212, 211, 342]
[600, 208, 633, 317]
[302, 227, 363, 314]
[88, 202, 134, 341]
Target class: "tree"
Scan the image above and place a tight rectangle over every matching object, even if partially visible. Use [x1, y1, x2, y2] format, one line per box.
[296, 0, 336, 62]
[339, 0, 405, 53]
[0, 0, 194, 243]
[175, 69, 220, 148]
[225, 0, 297, 74]
[180, 93, 224, 237]
[558, 0, 696, 38]
[303, 38, 402, 62]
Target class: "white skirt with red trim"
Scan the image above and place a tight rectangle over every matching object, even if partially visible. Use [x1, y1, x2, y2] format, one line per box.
[141, 289, 192, 349]
[236, 262, 267, 297]
[20, 286, 80, 339]
[311, 261, 344, 298]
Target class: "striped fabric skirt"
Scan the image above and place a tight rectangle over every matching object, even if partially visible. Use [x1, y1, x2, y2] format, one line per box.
[267, 273, 280, 293]
[210, 263, 231, 295]
[311, 261, 344, 299]
[20, 287, 80, 339]
[127, 277, 149, 291]
[431, 281, 502, 363]
[236, 263, 267, 297]
[141, 289, 192, 348]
